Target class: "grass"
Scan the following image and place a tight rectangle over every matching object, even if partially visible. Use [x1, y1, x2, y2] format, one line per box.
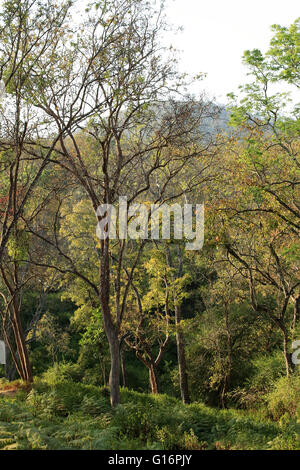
[0, 378, 299, 450]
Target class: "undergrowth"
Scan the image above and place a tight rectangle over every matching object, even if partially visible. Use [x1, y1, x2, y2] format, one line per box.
[0, 376, 299, 450]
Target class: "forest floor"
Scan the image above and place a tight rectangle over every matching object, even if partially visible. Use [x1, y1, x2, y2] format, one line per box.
[0, 378, 299, 450]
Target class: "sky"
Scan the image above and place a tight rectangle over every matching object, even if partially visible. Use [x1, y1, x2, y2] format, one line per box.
[164, 0, 300, 103]
[0, 0, 298, 104]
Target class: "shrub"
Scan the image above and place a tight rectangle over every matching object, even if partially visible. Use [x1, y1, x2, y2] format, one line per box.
[266, 375, 300, 420]
[26, 380, 111, 418]
[41, 363, 83, 385]
[231, 351, 286, 409]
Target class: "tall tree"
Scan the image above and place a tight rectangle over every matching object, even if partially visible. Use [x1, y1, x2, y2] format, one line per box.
[26, 0, 219, 405]
[220, 18, 300, 375]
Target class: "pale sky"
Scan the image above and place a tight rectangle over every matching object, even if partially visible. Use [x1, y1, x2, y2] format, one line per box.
[164, 0, 300, 103]
[0, 0, 298, 104]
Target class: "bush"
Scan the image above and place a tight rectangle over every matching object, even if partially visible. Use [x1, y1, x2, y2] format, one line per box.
[231, 350, 286, 409]
[268, 418, 300, 450]
[41, 363, 83, 385]
[26, 379, 111, 418]
[266, 375, 300, 420]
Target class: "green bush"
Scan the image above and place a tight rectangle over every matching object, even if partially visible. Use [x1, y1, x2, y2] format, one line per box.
[266, 375, 300, 420]
[26, 379, 111, 418]
[231, 350, 286, 409]
[41, 363, 83, 385]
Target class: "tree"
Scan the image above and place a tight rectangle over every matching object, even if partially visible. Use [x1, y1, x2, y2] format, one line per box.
[0, 0, 116, 383]
[124, 248, 172, 394]
[165, 244, 190, 403]
[23, 0, 219, 406]
[221, 18, 300, 375]
[0, 180, 62, 382]
[0, 0, 74, 261]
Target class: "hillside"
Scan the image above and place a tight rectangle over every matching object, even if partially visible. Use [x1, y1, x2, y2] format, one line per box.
[0, 376, 299, 451]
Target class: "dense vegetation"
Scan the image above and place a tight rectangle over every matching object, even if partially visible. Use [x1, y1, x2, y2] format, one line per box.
[0, 372, 299, 450]
[0, 0, 299, 451]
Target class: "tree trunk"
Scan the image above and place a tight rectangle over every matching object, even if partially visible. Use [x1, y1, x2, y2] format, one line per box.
[175, 304, 190, 404]
[282, 326, 294, 377]
[221, 304, 233, 408]
[0, 267, 33, 383]
[120, 348, 128, 388]
[149, 363, 159, 394]
[4, 306, 33, 383]
[105, 325, 121, 407]
[99, 237, 121, 407]
[18, 331, 32, 383]
[292, 295, 300, 334]
[12, 306, 33, 383]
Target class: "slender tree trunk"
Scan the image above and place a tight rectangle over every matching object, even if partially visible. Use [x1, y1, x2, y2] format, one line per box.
[99, 237, 121, 407]
[102, 363, 106, 387]
[0, 267, 33, 382]
[221, 304, 233, 408]
[4, 322, 32, 383]
[220, 380, 226, 409]
[11, 299, 33, 383]
[149, 363, 159, 394]
[292, 295, 300, 334]
[175, 304, 190, 404]
[282, 326, 294, 377]
[100, 291, 120, 406]
[107, 329, 121, 406]
[14, 315, 33, 383]
[4, 304, 33, 383]
[3, 328, 23, 379]
[120, 348, 128, 388]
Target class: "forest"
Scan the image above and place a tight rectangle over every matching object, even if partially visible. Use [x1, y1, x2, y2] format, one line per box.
[0, 0, 299, 452]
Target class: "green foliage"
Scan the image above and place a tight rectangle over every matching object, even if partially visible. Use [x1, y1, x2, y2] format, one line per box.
[266, 375, 300, 421]
[0, 376, 299, 450]
[41, 363, 83, 386]
[7, 229, 30, 261]
[268, 418, 300, 450]
[0, 0, 299, 452]
[231, 351, 287, 409]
